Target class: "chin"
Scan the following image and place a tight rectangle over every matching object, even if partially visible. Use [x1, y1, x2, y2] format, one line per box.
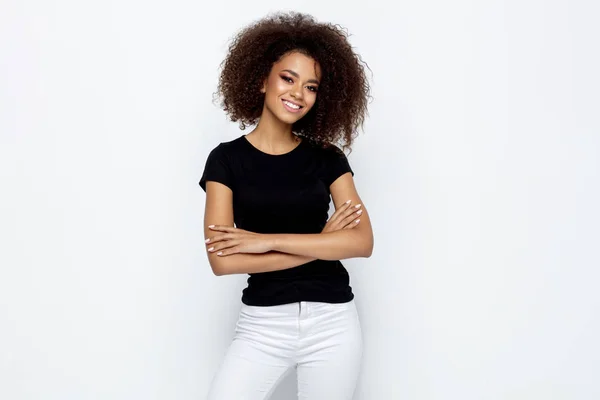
[277, 113, 304, 125]
[265, 101, 308, 124]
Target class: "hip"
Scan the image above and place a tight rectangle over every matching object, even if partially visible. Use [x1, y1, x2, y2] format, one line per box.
[235, 299, 362, 347]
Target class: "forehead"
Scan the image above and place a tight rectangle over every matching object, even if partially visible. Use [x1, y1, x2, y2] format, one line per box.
[272, 52, 321, 79]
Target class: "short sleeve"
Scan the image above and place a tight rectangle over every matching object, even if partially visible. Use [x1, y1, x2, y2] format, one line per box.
[199, 143, 234, 192]
[322, 145, 354, 187]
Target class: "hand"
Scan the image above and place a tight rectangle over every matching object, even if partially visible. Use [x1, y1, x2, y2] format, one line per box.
[205, 225, 273, 256]
[321, 200, 362, 233]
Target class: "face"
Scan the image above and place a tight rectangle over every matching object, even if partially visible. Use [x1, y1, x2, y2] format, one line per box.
[260, 51, 321, 125]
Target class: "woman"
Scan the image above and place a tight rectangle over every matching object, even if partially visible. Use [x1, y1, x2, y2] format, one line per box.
[199, 11, 373, 400]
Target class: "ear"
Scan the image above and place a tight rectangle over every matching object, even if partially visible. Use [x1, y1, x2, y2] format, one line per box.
[260, 79, 267, 94]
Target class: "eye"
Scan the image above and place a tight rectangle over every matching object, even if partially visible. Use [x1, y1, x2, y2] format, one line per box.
[307, 86, 318, 93]
[281, 76, 293, 83]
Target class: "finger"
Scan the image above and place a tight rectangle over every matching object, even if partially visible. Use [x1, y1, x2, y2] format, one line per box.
[343, 218, 360, 229]
[339, 207, 362, 225]
[343, 203, 362, 217]
[208, 225, 235, 232]
[205, 235, 222, 245]
[330, 200, 353, 222]
[337, 205, 360, 224]
[207, 240, 239, 253]
[216, 246, 239, 256]
[327, 206, 355, 231]
[205, 233, 233, 244]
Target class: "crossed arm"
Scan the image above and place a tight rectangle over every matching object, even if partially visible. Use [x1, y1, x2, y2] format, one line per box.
[203, 172, 374, 276]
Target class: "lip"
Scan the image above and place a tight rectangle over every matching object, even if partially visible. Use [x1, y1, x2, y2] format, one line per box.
[282, 99, 303, 113]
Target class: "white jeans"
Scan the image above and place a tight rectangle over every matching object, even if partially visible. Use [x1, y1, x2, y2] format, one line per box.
[206, 299, 363, 400]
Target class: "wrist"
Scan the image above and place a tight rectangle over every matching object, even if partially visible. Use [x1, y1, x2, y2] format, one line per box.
[263, 234, 280, 252]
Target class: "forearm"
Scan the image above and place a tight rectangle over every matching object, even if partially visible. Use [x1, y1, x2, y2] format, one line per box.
[209, 251, 316, 276]
[269, 229, 372, 260]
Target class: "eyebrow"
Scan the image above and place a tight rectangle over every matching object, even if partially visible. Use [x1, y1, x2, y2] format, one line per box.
[281, 69, 320, 85]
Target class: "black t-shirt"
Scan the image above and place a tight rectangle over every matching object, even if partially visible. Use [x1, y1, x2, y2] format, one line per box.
[199, 134, 355, 306]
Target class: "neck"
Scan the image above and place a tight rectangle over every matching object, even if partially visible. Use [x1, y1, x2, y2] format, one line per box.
[248, 106, 299, 152]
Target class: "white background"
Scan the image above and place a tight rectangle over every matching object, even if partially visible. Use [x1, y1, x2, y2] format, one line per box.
[1, 1, 599, 399]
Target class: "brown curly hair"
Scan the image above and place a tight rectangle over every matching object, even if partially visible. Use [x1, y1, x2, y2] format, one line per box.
[213, 11, 372, 153]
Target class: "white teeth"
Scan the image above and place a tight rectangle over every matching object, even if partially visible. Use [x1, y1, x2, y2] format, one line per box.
[283, 100, 300, 109]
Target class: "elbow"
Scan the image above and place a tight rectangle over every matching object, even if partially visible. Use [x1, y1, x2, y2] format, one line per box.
[361, 247, 373, 258]
[351, 243, 372, 259]
[345, 230, 374, 259]
[362, 237, 374, 258]
[208, 255, 229, 276]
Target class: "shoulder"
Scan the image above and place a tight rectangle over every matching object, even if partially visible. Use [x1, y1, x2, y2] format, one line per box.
[323, 143, 346, 158]
[319, 142, 351, 166]
[221, 135, 246, 149]
[303, 138, 346, 159]
[206, 136, 245, 158]
[200, 137, 245, 192]
[303, 139, 353, 186]
[303, 140, 352, 175]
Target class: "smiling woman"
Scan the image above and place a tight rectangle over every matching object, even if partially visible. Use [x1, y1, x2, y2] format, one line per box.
[199, 10, 373, 400]
[259, 52, 321, 123]
[214, 11, 371, 153]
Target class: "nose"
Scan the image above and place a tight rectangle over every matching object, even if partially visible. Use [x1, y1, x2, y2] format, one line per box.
[290, 83, 303, 100]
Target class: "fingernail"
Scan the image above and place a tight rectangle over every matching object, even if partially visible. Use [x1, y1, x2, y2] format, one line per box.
[217, 251, 223, 256]
[208, 247, 214, 251]
[345, 200, 351, 204]
[355, 219, 361, 223]
[354, 204, 362, 209]
[357, 210, 363, 215]
[205, 238, 210, 243]
[208, 225, 215, 228]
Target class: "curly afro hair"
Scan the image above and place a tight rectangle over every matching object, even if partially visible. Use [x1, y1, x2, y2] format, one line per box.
[213, 11, 372, 153]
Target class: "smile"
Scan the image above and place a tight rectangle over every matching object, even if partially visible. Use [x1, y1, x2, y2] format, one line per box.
[282, 99, 303, 113]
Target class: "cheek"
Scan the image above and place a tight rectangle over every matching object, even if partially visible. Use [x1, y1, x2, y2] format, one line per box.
[304, 94, 318, 110]
[269, 78, 288, 95]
